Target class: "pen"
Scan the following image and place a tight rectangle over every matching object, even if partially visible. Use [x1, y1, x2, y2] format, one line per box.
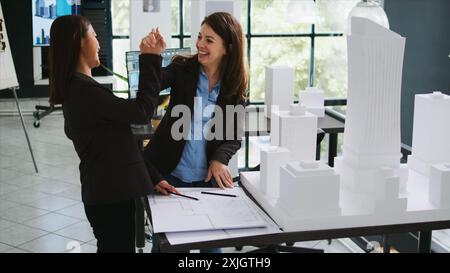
[167, 190, 199, 201]
[201, 191, 237, 198]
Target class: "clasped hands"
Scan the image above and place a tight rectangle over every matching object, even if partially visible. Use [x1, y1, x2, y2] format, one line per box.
[140, 27, 166, 55]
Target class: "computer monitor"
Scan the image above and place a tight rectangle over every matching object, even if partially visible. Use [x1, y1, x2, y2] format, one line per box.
[32, 0, 81, 46]
[126, 48, 191, 99]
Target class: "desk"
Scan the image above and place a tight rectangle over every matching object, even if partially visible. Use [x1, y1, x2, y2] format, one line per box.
[150, 183, 450, 253]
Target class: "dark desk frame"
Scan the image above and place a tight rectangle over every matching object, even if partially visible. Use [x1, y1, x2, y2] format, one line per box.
[150, 182, 450, 253]
[154, 220, 449, 253]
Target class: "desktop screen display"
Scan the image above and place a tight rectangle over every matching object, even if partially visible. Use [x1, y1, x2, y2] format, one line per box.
[126, 48, 191, 99]
[32, 0, 81, 46]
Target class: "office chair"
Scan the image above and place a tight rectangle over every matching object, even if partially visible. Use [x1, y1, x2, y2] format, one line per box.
[33, 104, 62, 128]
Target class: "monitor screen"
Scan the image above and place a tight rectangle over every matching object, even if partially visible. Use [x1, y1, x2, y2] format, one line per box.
[32, 0, 81, 46]
[126, 48, 191, 99]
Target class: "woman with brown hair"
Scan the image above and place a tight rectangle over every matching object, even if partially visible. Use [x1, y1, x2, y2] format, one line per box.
[144, 12, 249, 253]
[48, 15, 176, 253]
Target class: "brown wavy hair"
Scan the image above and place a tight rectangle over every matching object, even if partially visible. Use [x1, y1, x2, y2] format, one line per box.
[48, 15, 91, 104]
[178, 12, 249, 104]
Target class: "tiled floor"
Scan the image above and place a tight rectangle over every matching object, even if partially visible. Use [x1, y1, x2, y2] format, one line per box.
[0, 114, 357, 253]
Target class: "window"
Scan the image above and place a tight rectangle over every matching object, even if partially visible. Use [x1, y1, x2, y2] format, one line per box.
[111, 0, 130, 94]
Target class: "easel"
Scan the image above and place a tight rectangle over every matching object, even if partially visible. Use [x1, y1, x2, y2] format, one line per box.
[1, 2, 38, 173]
[9, 86, 39, 173]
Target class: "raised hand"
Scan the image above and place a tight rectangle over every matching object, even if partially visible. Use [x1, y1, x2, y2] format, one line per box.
[139, 28, 166, 55]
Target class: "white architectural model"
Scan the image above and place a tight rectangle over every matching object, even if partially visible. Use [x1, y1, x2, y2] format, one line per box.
[299, 87, 325, 117]
[408, 92, 450, 176]
[241, 18, 450, 232]
[264, 66, 294, 118]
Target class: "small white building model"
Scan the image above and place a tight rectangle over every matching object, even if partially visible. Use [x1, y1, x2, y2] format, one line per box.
[270, 104, 317, 163]
[299, 87, 325, 117]
[260, 146, 290, 198]
[429, 163, 450, 209]
[408, 92, 450, 176]
[277, 161, 341, 218]
[264, 66, 294, 118]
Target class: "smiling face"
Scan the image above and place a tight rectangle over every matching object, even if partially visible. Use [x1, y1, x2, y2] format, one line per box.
[80, 25, 101, 69]
[196, 23, 227, 70]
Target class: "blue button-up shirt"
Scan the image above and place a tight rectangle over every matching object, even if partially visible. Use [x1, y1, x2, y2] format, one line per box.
[171, 66, 221, 182]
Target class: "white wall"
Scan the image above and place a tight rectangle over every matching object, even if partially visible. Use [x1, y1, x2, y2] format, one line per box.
[130, 0, 172, 51]
[190, 0, 241, 53]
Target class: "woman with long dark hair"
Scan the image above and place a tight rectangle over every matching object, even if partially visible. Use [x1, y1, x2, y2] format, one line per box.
[49, 15, 177, 253]
[144, 12, 249, 252]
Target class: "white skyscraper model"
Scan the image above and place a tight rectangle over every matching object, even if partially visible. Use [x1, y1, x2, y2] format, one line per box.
[334, 17, 407, 210]
[264, 66, 294, 118]
[408, 92, 450, 176]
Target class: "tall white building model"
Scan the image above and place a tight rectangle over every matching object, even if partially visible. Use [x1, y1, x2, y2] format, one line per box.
[333, 17, 407, 212]
[241, 18, 450, 232]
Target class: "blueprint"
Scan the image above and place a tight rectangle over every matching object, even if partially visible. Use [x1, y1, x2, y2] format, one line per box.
[165, 194, 281, 245]
[148, 187, 268, 233]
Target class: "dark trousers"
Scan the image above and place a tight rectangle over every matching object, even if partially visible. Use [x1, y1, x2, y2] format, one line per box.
[84, 199, 136, 253]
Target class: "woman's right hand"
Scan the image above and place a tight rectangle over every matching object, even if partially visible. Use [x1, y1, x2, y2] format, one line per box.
[140, 28, 166, 55]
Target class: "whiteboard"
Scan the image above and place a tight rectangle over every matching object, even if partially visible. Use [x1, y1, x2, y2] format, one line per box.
[0, 2, 19, 90]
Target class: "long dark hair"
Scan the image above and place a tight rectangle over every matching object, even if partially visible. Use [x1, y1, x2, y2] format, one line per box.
[49, 15, 91, 104]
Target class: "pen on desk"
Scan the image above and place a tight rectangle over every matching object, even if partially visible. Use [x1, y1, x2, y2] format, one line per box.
[201, 191, 237, 198]
[167, 190, 199, 201]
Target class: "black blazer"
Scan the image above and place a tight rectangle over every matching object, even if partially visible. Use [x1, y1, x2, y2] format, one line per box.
[63, 54, 162, 205]
[144, 56, 245, 183]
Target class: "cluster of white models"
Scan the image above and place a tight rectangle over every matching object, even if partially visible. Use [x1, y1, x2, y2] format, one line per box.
[241, 17, 450, 231]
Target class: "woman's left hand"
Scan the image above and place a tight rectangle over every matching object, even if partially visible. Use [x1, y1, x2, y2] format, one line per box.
[205, 160, 234, 189]
[154, 180, 179, 195]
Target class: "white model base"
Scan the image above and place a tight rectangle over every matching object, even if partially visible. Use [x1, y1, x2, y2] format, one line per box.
[334, 156, 408, 196]
[241, 167, 450, 232]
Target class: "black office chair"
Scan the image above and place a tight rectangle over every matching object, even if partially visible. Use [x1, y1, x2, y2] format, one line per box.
[33, 104, 62, 128]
